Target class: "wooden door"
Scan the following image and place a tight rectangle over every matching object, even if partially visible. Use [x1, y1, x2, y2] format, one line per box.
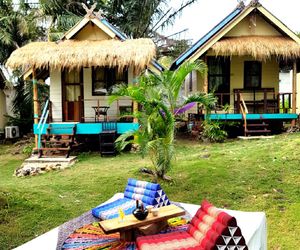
[62, 69, 84, 122]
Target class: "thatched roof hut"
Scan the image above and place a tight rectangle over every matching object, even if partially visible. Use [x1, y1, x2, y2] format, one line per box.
[6, 38, 156, 72]
[211, 36, 300, 60]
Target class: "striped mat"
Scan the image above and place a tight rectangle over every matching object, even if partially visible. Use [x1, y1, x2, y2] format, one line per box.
[62, 219, 188, 250]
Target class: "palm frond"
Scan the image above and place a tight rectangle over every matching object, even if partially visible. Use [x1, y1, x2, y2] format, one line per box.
[171, 61, 207, 101]
[185, 92, 217, 110]
[115, 130, 137, 152]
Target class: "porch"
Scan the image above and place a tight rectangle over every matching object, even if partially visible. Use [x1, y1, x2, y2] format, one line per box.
[214, 87, 294, 114]
[34, 98, 139, 157]
[208, 88, 297, 135]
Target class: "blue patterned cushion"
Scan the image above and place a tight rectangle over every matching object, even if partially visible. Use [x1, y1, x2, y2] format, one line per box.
[92, 178, 170, 219]
[92, 198, 136, 220]
[124, 179, 170, 207]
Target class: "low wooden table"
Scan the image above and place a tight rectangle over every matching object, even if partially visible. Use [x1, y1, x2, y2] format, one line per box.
[99, 204, 185, 241]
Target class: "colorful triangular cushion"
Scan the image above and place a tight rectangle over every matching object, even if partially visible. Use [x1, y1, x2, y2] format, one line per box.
[187, 200, 248, 250]
[137, 199, 248, 250]
[92, 178, 170, 220]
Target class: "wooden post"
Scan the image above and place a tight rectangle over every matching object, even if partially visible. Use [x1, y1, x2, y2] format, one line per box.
[32, 69, 39, 148]
[292, 61, 297, 126]
[277, 94, 280, 113]
[237, 90, 241, 114]
[203, 56, 208, 93]
[263, 89, 267, 113]
[133, 101, 138, 123]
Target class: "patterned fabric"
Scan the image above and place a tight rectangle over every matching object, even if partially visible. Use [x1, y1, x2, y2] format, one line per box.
[61, 222, 135, 250]
[137, 200, 248, 250]
[92, 179, 170, 220]
[136, 231, 199, 250]
[62, 220, 189, 249]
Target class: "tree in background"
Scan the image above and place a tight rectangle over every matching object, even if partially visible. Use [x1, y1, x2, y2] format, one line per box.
[40, 0, 198, 43]
[0, 0, 45, 134]
[110, 61, 216, 180]
[104, 0, 198, 38]
[0, 0, 43, 62]
[7, 74, 49, 134]
[39, 0, 92, 41]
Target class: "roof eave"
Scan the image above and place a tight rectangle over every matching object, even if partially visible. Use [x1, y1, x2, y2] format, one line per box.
[170, 3, 300, 70]
[170, 5, 249, 70]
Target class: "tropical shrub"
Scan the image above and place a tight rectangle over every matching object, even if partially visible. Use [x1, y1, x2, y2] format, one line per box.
[201, 120, 228, 143]
[110, 61, 216, 180]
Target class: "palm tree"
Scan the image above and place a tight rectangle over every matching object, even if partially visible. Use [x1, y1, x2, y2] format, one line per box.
[0, 1, 45, 134]
[39, 0, 198, 40]
[39, 0, 88, 41]
[0, 0, 43, 63]
[105, 0, 198, 38]
[7, 75, 49, 134]
[110, 61, 216, 180]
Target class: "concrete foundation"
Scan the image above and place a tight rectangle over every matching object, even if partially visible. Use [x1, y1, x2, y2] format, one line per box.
[15, 156, 78, 177]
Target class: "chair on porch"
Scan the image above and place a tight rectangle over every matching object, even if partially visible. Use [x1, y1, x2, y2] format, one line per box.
[117, 99, 134, 122]
[92, 100, 110, 122]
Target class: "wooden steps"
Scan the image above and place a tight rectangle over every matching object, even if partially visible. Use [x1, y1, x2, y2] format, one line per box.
[245, 129, 271, 134]
[244, 121, 271, 136]
[38, 125, 76, 158]
[245, 123, 269, 127]
[39, 147, 71, 151]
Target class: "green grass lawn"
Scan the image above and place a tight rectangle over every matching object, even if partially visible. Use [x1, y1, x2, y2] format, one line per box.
[1, 134, 300, 249]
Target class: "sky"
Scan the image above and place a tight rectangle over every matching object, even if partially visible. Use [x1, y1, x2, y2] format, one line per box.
[167, 0, 300, 42]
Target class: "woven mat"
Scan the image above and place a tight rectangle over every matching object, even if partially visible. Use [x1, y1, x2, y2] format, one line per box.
[62, 221, 189, 250]
[58, 202, 191, 250]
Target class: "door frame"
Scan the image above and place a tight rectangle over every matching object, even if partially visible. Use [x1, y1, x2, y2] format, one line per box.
[61, 69, 84, 122]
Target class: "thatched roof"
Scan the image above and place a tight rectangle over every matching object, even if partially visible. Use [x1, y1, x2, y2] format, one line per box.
[6, 38, 156, 71]
[211, 36, 300, 60]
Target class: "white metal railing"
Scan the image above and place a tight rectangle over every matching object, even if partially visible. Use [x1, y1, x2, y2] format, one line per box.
[37, 99, 49, 149]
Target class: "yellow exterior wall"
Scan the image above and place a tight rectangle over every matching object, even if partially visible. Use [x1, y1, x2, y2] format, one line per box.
[190, 56, 279, 113]
[230, 56, 279, 108]
[74, 22, 111, 41]
[0, 90, 6, 129]
[196, 71, 205, 92]
[225, 14, 282, 37]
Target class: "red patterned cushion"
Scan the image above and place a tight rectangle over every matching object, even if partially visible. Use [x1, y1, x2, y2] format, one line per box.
[136, 231, 200, 250]
[136, 200, 248, 250]
[187, 200, 248, 250]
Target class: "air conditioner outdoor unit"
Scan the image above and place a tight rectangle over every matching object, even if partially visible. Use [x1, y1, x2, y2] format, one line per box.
[5, 126, 20, 139]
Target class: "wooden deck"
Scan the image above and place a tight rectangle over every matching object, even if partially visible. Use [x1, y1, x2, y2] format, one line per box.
[207, 113, 298, 121]
[34, 122, 139, 135]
